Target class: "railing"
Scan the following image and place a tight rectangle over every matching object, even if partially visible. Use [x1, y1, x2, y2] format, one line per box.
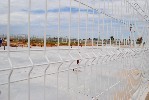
[0, 47, 149, 100]
[0, 0, 149, 100]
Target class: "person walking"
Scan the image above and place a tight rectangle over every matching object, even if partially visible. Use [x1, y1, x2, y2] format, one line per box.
[0, 38, 2, 47]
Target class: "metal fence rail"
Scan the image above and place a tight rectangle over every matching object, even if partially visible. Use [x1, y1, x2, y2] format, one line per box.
[0, 0, 149, 100]
[0, 48, 148, 100]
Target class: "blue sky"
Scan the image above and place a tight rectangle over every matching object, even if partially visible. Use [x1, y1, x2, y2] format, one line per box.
[0, 0, 147, 39]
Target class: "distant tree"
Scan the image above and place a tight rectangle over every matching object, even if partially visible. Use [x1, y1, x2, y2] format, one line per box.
[93, 38, 98, 41]
[110, 36, 114, 41]
[137, 37, 143, 44]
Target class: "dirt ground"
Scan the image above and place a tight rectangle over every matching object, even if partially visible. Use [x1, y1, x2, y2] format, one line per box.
[145, 92, 149, 100]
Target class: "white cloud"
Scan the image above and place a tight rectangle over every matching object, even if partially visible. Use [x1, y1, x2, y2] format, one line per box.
[0, 0, 148, 38]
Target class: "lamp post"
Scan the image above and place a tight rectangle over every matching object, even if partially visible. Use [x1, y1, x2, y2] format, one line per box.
[130, 24, 133, 47]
